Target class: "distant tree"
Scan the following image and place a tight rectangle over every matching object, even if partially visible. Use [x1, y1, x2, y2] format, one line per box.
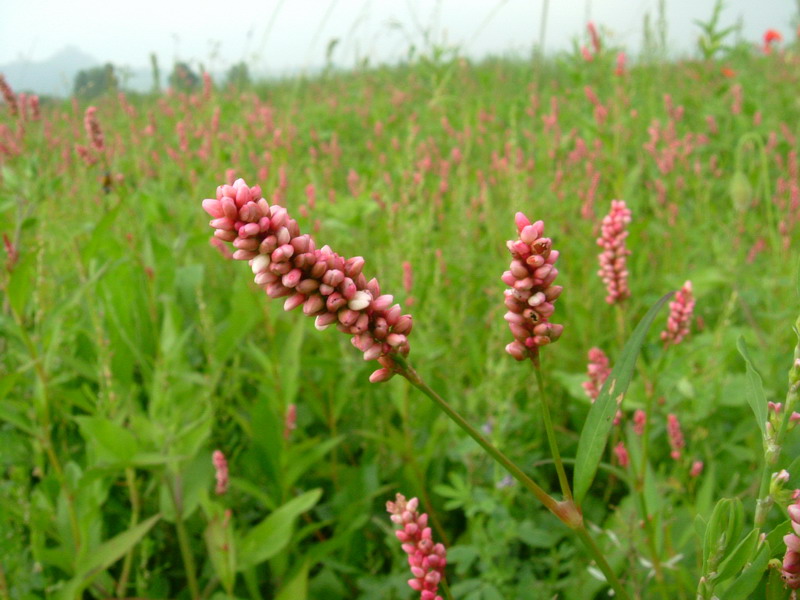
[73, 63, 118, 100]
[225, 62, 251, 89]
[168, 62, 200, 92]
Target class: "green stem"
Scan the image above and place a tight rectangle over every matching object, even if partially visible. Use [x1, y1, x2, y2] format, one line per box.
[166, 474, 200, 599]
[9, 304, 82, 551]
[533, 362, 572, 502]
[394, 357, 631, 600]
[116, 468, 141, 597]
[395, 359, 561, 517]
[574, 524, 630, 599]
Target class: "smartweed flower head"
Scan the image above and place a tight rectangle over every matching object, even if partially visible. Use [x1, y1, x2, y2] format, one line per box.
[782, 492, 800, 589]
[212, 450, 229, 495]
[667, 413, 685, 460]
[597, 200, 632, 305]
[84, 106, 105, 153]
[633, 409, 647, 435]
[0, 74, 17, 117]
[661, 281, 695, 346]
[614, 441, 629, 468]
[202, 178, 412, 382]
[502, 212, 563, 363]
[386, 494, 447, 600]
[690, 460, 704, 478]
[583, 347, 611, 402]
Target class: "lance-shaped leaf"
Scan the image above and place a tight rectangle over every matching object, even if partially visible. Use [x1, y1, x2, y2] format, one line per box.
[574, 292, 673, 504]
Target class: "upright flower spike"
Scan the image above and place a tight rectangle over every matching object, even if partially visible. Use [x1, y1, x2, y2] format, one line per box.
[84, 106, 105, 153]
[502, 212, 563, 363]
[661, 280, 695, 346]
[386, 494, 447, 600]
[666, 413, 685, 460]
[583, 347, 611, 402]
[201, 178, 412, 382]
[212, 450, 229, 495]
[597, 200, 632, 305]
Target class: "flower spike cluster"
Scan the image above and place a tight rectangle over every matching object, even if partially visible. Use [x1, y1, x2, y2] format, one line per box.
[502, 212, 563, 362]
[202, 178, 412, 382]
[661, 280, 695, 346]
[597, 200, 632, 304]
[386, 494, 447, 600]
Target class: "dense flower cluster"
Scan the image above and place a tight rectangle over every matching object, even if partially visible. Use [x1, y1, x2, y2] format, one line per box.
[597, 200, 632, 304]
[661, 280, 695, 346]
[783, 491, 800, 590]
[583, 347, 611, 401]
[502, 212, 563, 361]
[202, 178, 412, 382]
[386, 494, 447, 600]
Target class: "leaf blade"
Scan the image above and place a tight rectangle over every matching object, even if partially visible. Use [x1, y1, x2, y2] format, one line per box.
[573, 292, 674, 504]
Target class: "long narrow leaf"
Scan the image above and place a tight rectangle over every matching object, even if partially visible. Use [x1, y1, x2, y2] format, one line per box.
[736, 336, 768, 439]
[573, 292, 673, 504]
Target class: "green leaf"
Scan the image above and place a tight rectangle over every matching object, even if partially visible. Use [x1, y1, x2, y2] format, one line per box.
[704, 498, 742, 572]
[237, 488, 322, 571]
[736, 336, 768, 439]
[59, 514, 160, 599]
[721, 541, 770, 600]
[204, 501, 237, 594]
[283, 436, 344, 491]
[75, 416, 139, 465]
[573, 292, 673, 504]
[275, 559, 309, 600]
[715, 528, 760, 584]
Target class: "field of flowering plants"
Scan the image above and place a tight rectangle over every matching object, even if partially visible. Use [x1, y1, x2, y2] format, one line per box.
[2, 24, 800, 600]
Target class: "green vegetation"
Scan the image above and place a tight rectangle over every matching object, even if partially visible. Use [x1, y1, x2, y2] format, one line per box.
[2, 29, 800, 599]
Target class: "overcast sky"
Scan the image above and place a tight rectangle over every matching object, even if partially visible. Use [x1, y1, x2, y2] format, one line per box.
[1, 0, 796, 72]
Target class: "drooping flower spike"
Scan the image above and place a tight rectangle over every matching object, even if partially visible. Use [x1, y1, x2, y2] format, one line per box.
[202, 178, 412, 382]
[502, 212, 563, 363]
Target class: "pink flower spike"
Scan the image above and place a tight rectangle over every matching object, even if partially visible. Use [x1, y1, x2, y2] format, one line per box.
[614, 441, 629, 468]
[633, 409, 647, 435]
[502, 213, 563, 363]
[201, 178, 411, 382]
[690, 461, 704, 478]
[667, 413, 685, 461]
[596, 200, 632, 305]
[661, 281, 695, 346]
[583, 347, 611, 402]
[212, 450, 229, 495]
[387, 494, 446, 600]
[782, 495, 800, 588]
[84, 106, 105, 153]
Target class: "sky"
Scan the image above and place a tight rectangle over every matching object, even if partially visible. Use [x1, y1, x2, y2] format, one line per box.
[0, 0, 797, 73]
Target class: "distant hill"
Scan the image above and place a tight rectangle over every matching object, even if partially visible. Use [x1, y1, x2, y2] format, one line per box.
[1, 45, 308, 97]
[1, 45, 100, 97]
